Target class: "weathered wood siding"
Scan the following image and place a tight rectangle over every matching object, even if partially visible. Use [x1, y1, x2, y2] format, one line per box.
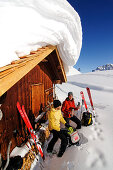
[0, 61, 53, 159]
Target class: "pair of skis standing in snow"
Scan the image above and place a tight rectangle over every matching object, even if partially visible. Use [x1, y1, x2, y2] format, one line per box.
[80, 87, 95, 116]
[16, 87, 94, 160]
[80, 87, 95, 127]
[16, 102, 44, 160]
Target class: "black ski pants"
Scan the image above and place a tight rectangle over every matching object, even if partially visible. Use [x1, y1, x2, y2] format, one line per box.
[64, 115, 81, 129]
[47, 129, 68, 155]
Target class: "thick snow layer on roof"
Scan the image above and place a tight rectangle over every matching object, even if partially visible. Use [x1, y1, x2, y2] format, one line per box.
[0, 0, 82, 72]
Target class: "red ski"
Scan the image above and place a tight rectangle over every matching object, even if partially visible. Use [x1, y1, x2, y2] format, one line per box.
[86, 87, 94, 110]
[80, 91, 88, 111]
[17, 102, 44, 159]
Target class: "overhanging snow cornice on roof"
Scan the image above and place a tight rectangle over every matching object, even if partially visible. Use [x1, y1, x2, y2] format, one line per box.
[0, 45, 67, 97]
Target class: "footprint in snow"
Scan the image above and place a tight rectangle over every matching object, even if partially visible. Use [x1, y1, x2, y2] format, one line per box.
[90, 123, 103, 141]
[86, 148, 107, 168]
[62, 161, 75, 170]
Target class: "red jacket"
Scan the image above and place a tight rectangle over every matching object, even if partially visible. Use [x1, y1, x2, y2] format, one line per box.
[61, 98, 78, 118]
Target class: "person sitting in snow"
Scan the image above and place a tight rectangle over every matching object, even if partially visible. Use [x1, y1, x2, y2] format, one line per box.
[62, 92, 81, 129]
[47, 100, 71, 157]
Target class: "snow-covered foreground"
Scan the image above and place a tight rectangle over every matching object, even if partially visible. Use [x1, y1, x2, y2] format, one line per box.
[33, 70, 113, 170]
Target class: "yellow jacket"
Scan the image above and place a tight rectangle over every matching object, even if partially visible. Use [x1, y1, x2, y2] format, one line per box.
[48, 108, 66, 131]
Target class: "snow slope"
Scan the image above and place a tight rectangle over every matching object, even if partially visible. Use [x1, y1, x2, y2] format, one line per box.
[0, 0, 82, 72]
[33, 70, 113, 170]
[66, 66, 81, 76]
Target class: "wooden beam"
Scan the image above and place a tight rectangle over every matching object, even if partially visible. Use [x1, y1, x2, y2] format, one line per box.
[0, 64, 19, 72]
[30, 51, 43, 55]
[19, 52, 41, 59]
[49, 53, 61, 80]
[11, 57, 34, 64]
[0, 45, 56, 96]
[41, 59, 48, 62]
[55, 47, 67, 82]
[54, 80, 62, 84]
[0, 69, 15, 79]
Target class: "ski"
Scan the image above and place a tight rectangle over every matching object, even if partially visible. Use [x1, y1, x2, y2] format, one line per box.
[80, 91, 88, 111]
[86, 87, 95, 117]
[86, 87, 94, 110]
[17, 102, 44, 159]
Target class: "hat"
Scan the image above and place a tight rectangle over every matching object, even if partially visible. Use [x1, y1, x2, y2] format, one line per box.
[53, 100, 61, 108]
[68, 92, 73, 96]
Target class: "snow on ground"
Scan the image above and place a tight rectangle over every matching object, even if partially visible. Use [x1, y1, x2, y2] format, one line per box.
[66, 66, 81, 76]
[0, 0, 82, 72]
[33, 70, 113, 170]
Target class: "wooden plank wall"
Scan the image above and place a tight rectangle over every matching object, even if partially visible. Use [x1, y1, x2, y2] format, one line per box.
[31, 83, 44, 117]
[0, 61, 53, 160]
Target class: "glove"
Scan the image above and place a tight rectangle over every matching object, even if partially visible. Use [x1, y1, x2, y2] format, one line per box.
[67, 127, 74, 135]
[65, 123, 74, 134]
[68, 126, 73, 134]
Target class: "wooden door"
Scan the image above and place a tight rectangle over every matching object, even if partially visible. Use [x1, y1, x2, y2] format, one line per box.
[30, 83, 44, 117]
[45, 91, 49, 106]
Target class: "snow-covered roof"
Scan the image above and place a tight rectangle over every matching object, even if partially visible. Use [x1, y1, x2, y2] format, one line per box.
[0, 0, 82, 72]
[0, 46, 67, 96]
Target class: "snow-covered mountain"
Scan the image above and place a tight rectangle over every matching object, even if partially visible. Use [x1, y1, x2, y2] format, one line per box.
[92, 64, 113, 72]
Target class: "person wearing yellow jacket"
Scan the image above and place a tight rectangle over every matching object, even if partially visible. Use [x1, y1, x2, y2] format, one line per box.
[47, 100, 70, 157]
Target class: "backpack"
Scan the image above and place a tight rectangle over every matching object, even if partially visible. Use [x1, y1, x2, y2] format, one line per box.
[70, 130, 80, 143]
[82, 111, 93, 126]
[67, 127, 80, 144]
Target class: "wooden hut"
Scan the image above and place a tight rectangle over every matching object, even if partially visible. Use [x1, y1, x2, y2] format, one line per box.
[0, 45, 67, 159]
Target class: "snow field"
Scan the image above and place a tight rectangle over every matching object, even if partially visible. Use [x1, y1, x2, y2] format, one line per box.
[27, 70, 113, 170]
[49, 70, 113, 170]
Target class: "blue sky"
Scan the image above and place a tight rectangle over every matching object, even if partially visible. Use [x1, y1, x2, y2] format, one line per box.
[67, 0, 113, 73]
